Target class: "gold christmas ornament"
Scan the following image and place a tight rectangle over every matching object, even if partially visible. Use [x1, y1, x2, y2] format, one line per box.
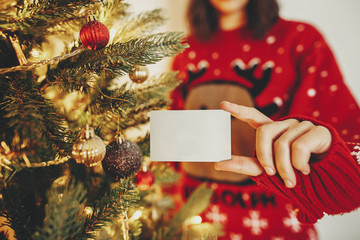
[129, 65, 149, 83]
[72, 125, 106, 167]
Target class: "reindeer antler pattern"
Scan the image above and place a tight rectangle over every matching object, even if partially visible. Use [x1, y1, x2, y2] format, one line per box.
[232, 58, 274, 97]
[232, 58, 280, 116]
[181, 57, 281, 116]
[181, 60, 209, 99]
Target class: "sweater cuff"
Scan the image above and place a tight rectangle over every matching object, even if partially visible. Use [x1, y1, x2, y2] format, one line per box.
[252, 115, 360, 224]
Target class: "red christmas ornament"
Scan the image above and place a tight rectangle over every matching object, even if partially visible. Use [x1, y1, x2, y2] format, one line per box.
[135, 169, 155, 191]
[80, 17, 109, 50]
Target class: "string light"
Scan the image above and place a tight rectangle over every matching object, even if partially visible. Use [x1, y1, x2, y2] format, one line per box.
[84, 206, 94, 216]
[30, 49, 40, 58]
[110, 27, 117, 42]
[184, 215, 202, 225]
[130, 210, 142, 220]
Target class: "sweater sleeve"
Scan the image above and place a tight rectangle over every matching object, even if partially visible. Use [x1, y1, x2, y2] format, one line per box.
[252, 116, 360, 224]
[287, 24, 360, 142]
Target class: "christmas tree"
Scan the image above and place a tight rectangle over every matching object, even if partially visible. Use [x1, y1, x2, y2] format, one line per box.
[0, 0, 217, 239]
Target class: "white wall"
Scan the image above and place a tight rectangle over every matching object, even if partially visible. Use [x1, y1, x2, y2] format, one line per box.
[129, 0, 360, 239]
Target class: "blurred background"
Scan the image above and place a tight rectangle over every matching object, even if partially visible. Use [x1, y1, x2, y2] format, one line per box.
[130, 1, 360, 239]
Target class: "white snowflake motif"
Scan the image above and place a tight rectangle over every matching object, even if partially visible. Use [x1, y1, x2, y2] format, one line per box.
[205, 205, 228, 225]
[243, 210, 268, 235]
[350, 144, 360, 165]
[271, 237, 285, 240]
[283, 205, 302, 233]
[307, 228, 318, 240]
[229, 232, 243, 240]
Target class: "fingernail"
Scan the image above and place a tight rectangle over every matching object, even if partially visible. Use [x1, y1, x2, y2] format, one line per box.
[302, 166, 311, 175]
[264, 167, 275, 175]
[284, 179, 294, 188]
[214, 162, 223, 170]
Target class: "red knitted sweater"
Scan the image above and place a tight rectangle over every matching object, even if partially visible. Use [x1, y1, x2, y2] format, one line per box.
[171, 18, 360, 142]
[169, 18, 360, 239]
[254, 116, 360, 224]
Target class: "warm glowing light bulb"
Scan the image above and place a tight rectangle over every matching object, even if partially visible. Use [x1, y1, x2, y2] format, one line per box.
[185, 215, 202, 225]
[132, 210, 142, 220]
[30, 49, 40, 58]
[84, 206, 93, 216]
[110, 28, 117, 41]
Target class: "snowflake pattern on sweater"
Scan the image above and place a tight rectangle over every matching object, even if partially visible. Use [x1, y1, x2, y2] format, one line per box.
[243, 210, 268, 235]
[182, 174, 319, 240]
[349, 142, 360, 164]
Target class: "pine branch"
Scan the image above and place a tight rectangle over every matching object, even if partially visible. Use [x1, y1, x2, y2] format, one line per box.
[32, 180, 87, 240]
[55, 71, 179, 133]
[0, 185, 32, 240]
[45, 31, 187, 95]
[87, 83, 135, 116]
[114, 9, 166, 43]
[110, 32, 188, 66]
[131, 72, 180, 112]
[0, 1, 16, 28]
[83, 178, 140, 239]
[128, 219, 142, 240]
[134, 133, 150, 156]
[163, 184, 213, 239]
[93, 72, 180, 139]
[0, 76, 71, 169]
[97, 0, 129, 26]
[91, 217, 142, 240]
[151, 163, 181, 186]
[0, 0, 94, 33]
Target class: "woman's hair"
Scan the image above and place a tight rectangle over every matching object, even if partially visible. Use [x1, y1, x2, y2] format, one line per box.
[187, 0, 279, 41]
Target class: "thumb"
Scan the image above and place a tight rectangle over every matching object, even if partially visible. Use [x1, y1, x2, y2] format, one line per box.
[214, 156, 264, 176]
[220, 101, 273, 129]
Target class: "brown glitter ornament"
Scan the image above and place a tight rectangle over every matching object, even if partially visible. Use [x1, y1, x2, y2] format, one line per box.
[72, 126, 106, 167]
[129, 65, 149, 83]
[101, 139, 143, 181]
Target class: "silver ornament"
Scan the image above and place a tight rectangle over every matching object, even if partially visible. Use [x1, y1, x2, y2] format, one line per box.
[72, 126, 106, 167]
[129, 65, 149, 83]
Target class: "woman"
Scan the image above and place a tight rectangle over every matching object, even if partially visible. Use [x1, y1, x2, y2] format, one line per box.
[169, 0, 360, 239]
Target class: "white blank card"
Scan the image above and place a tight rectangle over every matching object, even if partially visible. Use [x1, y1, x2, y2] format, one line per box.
[150, 110, 231, 162]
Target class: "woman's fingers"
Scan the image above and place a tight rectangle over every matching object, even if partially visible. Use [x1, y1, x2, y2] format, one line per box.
[220, 101, 273, 129]
[291, 125, 332, 171]
[214, 155, 264, 176]
[255, 119, 299, 176]
[271, 121, 314, 188]
[219, 101, 333, 188]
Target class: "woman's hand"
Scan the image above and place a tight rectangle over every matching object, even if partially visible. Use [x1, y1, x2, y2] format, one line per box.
[214, 101, 332, 188]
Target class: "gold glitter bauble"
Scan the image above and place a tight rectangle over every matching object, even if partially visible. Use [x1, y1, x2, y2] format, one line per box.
[72, 127, 106, 167]
[129, 65, 149, 83]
